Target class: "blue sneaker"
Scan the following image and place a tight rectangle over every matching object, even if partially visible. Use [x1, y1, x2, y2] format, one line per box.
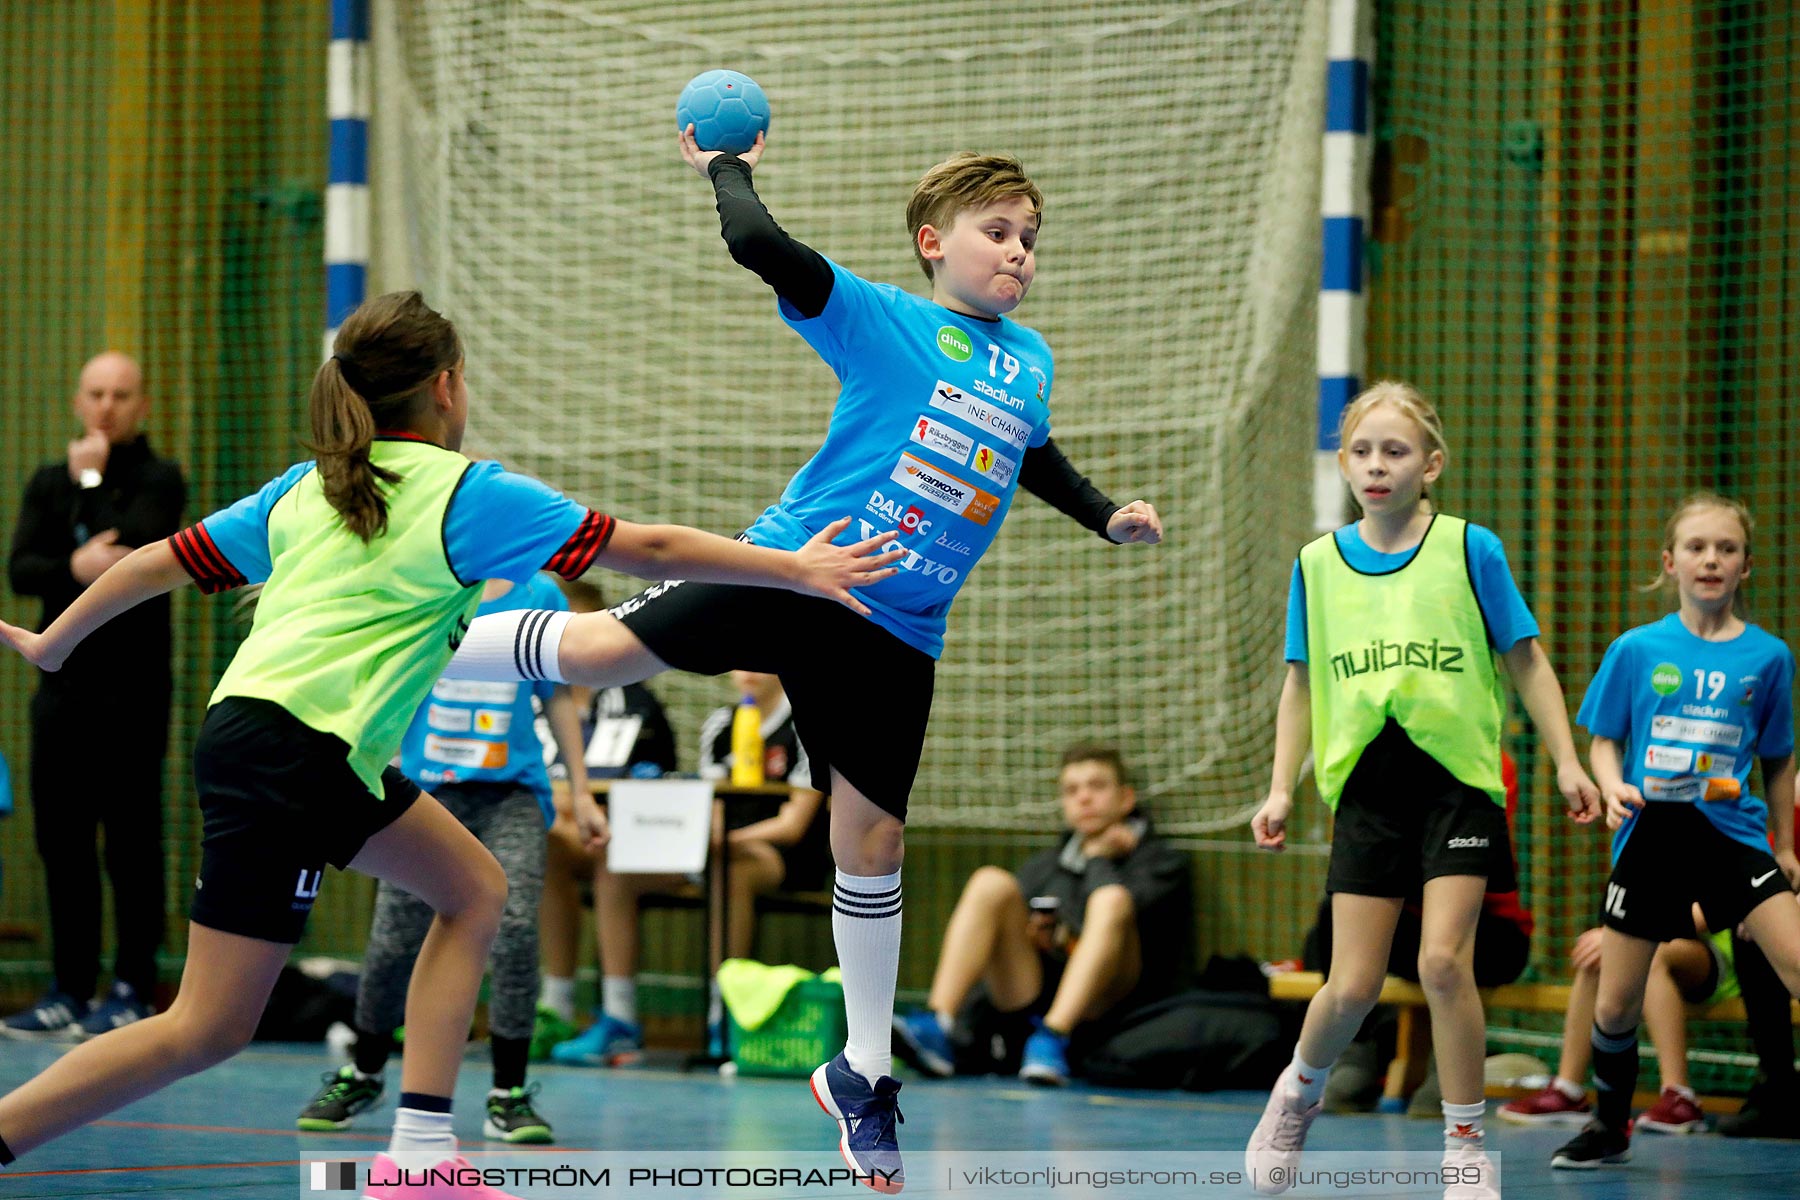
[0, 991, 90, 1041]
[69, 981, 154, 1042]
[1018, 1026, 1071, 1087]
[550, 1014, 643, 1066]
[810, 1053, 904, 1193]
[890, 1011, 954, 1078]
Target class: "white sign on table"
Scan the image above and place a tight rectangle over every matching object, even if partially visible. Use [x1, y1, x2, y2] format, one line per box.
[605, 778, 713, 875]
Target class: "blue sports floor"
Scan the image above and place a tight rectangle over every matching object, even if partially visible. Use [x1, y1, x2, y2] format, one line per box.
[0, 1041, 1796, 1197]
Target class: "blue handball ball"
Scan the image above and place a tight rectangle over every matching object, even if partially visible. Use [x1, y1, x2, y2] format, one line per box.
[676, 69, 771, 155]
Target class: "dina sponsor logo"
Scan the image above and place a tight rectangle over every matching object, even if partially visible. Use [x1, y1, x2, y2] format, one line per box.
[935, 325, 973, 361]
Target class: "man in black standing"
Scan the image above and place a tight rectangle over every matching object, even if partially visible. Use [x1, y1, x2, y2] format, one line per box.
[4, 352, 185, 1040]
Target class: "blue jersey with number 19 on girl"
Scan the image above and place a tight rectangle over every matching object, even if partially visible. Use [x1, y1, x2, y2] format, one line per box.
[1577, 613, 1794, 862]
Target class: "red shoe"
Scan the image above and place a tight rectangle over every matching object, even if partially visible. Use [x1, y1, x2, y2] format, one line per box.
[1499, 1084, 1591, 1126]
[1637, 1086, 1706, 1134]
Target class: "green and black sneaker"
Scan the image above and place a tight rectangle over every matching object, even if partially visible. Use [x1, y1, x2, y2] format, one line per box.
[297, 1065, 385, 1131]
[484, 1083, 555, 1144]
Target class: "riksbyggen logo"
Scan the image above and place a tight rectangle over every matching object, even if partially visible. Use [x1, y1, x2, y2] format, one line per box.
[1328, 637, 1466, 682]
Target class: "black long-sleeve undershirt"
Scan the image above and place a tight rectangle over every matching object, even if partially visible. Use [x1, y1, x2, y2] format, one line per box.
[706, 155, 1122, 538]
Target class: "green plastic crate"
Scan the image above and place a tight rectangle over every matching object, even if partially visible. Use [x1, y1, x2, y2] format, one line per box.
[726, 976, 847, 1078]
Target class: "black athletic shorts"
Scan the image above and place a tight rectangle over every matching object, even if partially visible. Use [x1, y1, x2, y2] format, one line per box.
[1326, 721, 1518, 897]
[191, 696, 421, 944]
[1601, 802, 1792, 942]
[612, 577, 935, 821]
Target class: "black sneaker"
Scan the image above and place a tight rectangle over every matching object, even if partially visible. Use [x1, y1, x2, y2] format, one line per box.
[1551, 1119, 1632, 1169]
[484, 1084, 554, 1144]
[1718, 1082, 1800, 1139]
[297, 1065, 384, 1131]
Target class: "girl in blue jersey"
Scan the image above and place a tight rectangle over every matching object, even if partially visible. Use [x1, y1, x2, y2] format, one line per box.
[1245, 382, 1599, 1200]
[0, 292, 897, 1198]
[1551, 492, 1800, 1170]
[445, 136, 1163, 1190]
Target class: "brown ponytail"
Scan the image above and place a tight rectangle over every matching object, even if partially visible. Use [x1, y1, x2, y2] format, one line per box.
[308, 291, 463, 541]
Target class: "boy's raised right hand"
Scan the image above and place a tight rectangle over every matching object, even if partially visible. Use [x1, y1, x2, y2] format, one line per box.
[1251, 791, 1292, 851]
[789, 517, 905, 615]
[678, 125, 765, 178]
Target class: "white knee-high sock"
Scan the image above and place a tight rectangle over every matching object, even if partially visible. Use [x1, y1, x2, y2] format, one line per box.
[441, 608, 572, 682]
[833, 868, 902, 1083]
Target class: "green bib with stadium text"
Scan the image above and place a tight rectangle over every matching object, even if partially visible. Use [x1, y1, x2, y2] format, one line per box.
[1300, 515, 1506, 811]
[211, 440, 481, 797]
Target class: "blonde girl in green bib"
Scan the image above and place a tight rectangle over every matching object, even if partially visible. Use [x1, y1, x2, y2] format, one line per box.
[1244, 381, 1600, 1200]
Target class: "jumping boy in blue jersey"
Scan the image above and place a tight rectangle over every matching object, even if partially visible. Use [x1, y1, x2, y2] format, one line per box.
[447, 133, 1163, 1191]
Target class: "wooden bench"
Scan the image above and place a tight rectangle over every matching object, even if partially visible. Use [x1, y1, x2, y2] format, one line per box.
[1266, 970, 1798, 1105]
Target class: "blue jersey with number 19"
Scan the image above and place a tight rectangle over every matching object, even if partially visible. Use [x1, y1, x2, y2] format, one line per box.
[1577, 613, 1795, 862]
[742, 257, 1053, 658]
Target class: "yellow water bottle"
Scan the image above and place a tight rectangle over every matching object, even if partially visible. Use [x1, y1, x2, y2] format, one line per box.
[730, 695, 764, 787]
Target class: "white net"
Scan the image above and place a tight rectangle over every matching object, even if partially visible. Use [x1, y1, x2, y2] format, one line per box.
[372, 0, 1325, 833]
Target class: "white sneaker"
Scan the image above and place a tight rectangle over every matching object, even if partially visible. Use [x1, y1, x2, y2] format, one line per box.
[1441, 1140, 1500, 1200]
[1245, 1069, 1321, 1195]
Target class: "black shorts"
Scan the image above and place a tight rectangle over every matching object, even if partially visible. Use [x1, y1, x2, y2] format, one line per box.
[1326, 721, 1517, 897]
[613, 577, 935, 821]
[1601, 803, 1792, 942]
[191, 697, 420, 944]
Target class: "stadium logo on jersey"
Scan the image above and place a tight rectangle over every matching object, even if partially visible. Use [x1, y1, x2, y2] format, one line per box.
[929, 381, 1031, 450]
[909, 415, 974, 464]
[1644, 744, 1693, 773]
[1446, 836, 1489, 849]
[1650, 662, 1682, 695]
[1326, 637, 1464, 682]
[971, 443, 1017, 487]
[969, 377, 1025, 412]
[864, 491, 935, 538]
[1651, 714, 1744, 748]
[936, 325, 974, 362]
[934, 530, 975, 557]
[889, 453, 1000, 525]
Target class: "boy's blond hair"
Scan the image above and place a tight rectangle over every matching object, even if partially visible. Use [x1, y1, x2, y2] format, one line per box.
[906, 152, 1043, 282]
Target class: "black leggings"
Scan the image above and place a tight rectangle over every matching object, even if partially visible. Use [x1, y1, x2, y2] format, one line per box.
[29, 686, 168, 999]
